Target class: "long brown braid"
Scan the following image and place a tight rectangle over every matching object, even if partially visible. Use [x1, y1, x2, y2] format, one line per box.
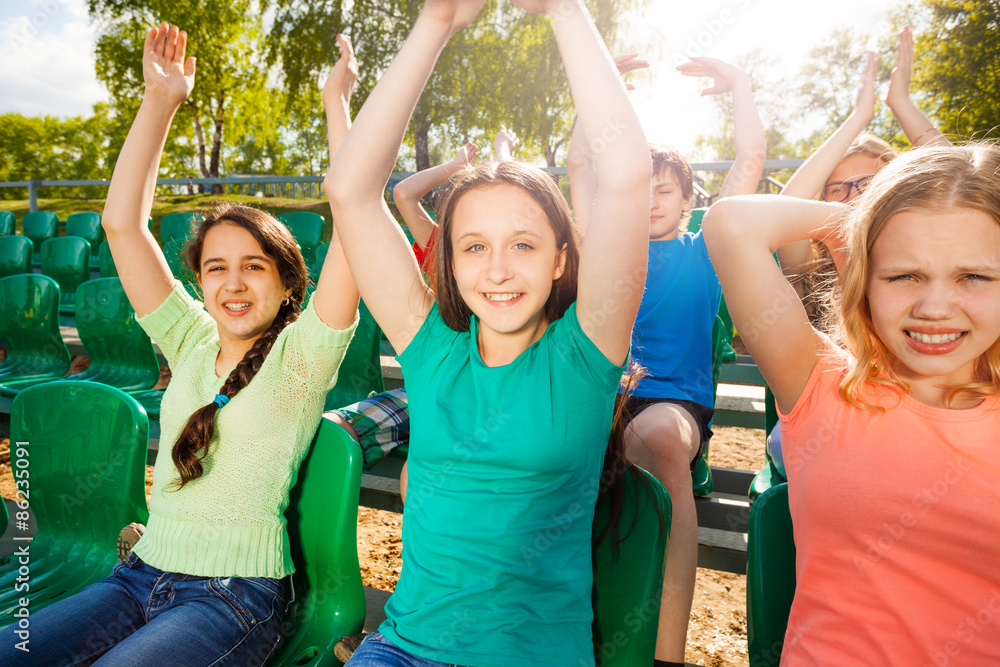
[169, 202, 308, 490]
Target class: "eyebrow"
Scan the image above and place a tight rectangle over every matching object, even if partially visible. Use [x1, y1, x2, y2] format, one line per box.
[455, 229, 543, 243]
[202, 255, 273, 266]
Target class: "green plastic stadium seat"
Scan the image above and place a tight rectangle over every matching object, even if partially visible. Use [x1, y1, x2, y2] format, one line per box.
[0, 279, 161, 403]
[0, 275, 71, 384]
[691, 313, 731, 497]
[65, 212, 103, 248]
[324, 300, 385, 411]
[0, 235, 32, 278]
[270, 419, 366, 666]
[0, 211, 13, 236]
[0, 382, 149, 623]
[278, 212, 325, 275]
[98, 240, 118, 278]
[314, 241, 330, 273]
[162, 238, 197, 286]
[746, 483, 795, 667]
[22, 211, 59, 266]
[159, 211, 203, 244]
[40, 236, 91, 315]
[66, 212, 103, 268]
[592, 467, 671, 666]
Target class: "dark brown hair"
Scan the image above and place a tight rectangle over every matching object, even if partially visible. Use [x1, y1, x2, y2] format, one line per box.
[170, 202, 308, 489]
[430, 160, 579, 332]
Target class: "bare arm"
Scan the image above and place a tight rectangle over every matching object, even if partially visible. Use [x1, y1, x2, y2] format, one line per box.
[516, 0, 650, 365]
[102, 23, 195, 317]
[314, 33, 361, 330]
[703, 196, 848, 412]
[566, 54, 647, 239]
[886, 25, 950, 148]
[678, 58, 766, 199]
[776, 51, 875, 282]
[392, 142, 477, 248]
[325, 0, 486, 353]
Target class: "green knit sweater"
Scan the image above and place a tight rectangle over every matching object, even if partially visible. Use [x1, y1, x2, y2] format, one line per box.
[133, 283, 357, 577]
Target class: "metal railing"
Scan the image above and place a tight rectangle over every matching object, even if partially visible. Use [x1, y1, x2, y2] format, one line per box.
[0, 160, 804, 212]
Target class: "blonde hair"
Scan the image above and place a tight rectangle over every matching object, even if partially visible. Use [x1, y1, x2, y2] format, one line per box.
[843, 133, 899, 166]
[837, 143, 1000, 409]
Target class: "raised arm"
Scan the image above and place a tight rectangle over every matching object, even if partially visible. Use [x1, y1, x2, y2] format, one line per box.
[520, 0, 650, 365]
[392, 142, 477, 249]
[886, 26, 950, 148]
[703, 196, 847, 413]
[325, 0, 486, 353]
[566, 54, 647, 238]
[102, 23, 195, 317]
[314, 33, 361, 330]
[678, 58, 766, 198]
[776, 51, 875, 284]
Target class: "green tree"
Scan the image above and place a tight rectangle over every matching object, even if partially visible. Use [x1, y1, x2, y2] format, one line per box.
[270, 0, 650, 170]
[914, 0, 1000, 140]
[88, 0, 278, 187]
[0, 106, 111, 199]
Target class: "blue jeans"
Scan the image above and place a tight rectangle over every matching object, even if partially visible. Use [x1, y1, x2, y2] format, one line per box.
[0, 552, 290, 666]
[347, 631, 466, 667]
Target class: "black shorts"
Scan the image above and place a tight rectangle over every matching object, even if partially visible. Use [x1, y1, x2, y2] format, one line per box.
[623, 396, 714, 470]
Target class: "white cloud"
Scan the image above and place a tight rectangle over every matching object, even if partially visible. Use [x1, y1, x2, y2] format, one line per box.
[0, 1, 105, 118]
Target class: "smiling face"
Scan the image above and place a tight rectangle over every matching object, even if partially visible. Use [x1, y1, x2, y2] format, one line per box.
[449, 184, 567, 356]
[866, 207, 1000, 396]
[197, 222, 292, 348]
[649, 167, 692, 241]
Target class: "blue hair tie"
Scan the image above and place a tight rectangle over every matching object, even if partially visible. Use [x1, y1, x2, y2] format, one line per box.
[213, 394, 230, 409]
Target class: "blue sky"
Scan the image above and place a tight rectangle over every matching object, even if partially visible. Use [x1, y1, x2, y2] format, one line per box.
[1, 0, 899, 156]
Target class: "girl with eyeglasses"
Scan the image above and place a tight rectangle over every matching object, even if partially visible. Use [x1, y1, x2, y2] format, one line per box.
[776, 27, 949, 323]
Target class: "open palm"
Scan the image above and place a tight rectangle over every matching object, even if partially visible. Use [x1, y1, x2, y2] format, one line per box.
[142, 22, 196, 106]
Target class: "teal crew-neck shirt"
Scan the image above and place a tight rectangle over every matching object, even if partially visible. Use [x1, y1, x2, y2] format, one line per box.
[380, 302, 624, 667]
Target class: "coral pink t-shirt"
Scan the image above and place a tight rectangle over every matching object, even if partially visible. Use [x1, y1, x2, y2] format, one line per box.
[778, 335, 1000, 666]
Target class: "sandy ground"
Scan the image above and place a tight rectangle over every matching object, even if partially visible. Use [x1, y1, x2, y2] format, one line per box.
[0, 354, 764, 667]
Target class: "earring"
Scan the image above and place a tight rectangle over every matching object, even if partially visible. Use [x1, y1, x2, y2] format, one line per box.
[282, 296, 291, 306]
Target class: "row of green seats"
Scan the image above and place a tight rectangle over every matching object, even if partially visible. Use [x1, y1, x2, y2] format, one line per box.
[0, 380, 672, 666]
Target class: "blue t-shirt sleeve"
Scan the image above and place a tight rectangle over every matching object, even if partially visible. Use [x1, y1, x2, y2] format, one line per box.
[549, 302, 626, 393]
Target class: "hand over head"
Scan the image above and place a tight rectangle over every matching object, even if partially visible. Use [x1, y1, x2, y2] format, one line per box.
[143, 22, 196, 106]
[676, 57, 748, 96]
[885, 25, 914, 109]
[614, 53, 649, 90]
[421, 0, 488, 33]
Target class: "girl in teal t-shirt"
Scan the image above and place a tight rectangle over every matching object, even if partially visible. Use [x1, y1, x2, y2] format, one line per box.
[324, 1, 654, 665]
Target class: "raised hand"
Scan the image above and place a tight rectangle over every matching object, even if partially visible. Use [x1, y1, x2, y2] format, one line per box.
[456, 141, 479, 166]
[614, 54, 649, 90]
[492, 126, 519, 159]
[676, 57, 749, 96]
[142, 22, 196, 107]
[885, 26, 914, 110]
[323, 34, 359, 110]
[421, 0, 487, 33]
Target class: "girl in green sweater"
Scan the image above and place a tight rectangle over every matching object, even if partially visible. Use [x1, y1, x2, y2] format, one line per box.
[0, 24, 360, 667]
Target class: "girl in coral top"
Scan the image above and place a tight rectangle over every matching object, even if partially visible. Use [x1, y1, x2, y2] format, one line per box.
[704, 144, 1000, 666]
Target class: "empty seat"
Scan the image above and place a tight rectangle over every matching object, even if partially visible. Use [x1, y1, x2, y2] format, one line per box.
[277, 212, 325, 275]
[0, 382, 149, 623]
[22, 211, 59, 266]
[324, 300, 384, 411]
[159, 211, 203, 244]
[40, 236, 91, 315]
[66, 212, 104, 268]
[0, 235, 32, 278]
[98, 240, 118, 278]
[0, 274, 71, 386]
[0, 211, 13, 236]
[746, 483, 795, 667]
